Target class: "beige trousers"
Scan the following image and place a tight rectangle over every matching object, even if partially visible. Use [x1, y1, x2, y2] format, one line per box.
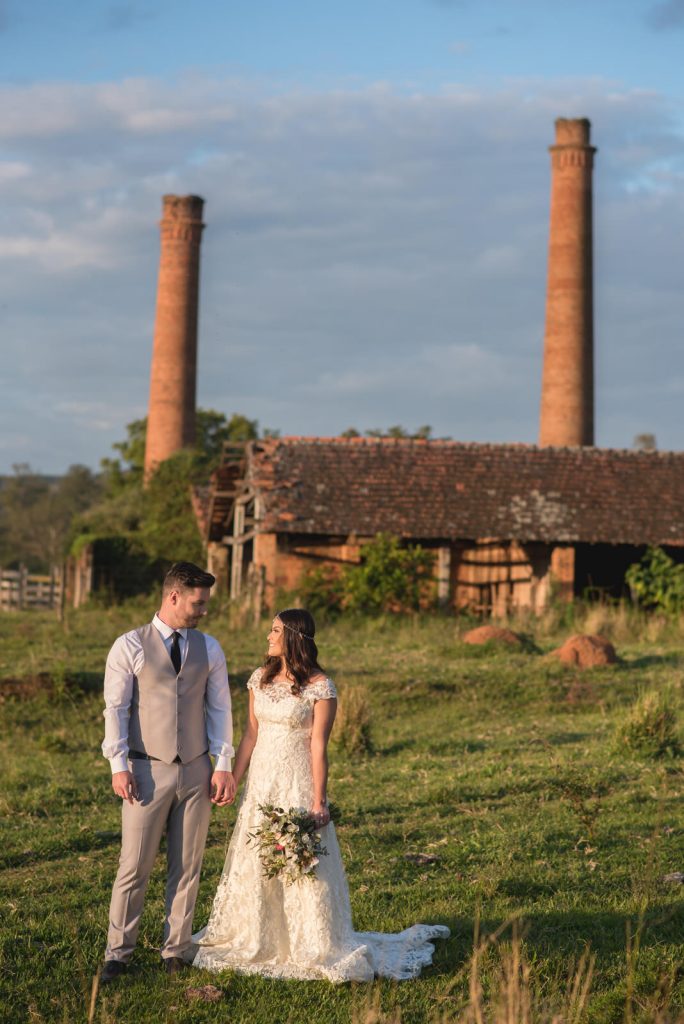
[105, 753, 212, 962]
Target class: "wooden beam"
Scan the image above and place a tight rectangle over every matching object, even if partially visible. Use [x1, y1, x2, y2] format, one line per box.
[230, 504, 246, 600]
[224, 529, 257, 547]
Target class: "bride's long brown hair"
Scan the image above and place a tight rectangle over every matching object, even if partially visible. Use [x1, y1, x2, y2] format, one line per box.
[261, 608, 324, 696]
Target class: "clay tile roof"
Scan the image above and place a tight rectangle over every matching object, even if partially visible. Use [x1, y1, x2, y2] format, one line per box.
[212, 437, 684, 546]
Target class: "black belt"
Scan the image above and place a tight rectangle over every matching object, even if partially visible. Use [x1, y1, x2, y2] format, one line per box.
[128, 750, 208, 763]
[129, 750, 182, 764]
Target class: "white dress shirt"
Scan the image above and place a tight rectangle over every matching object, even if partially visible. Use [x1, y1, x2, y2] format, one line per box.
[102, 613, 234, 774]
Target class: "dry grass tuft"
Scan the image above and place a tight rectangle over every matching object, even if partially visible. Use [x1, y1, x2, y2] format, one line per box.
[353, 927, 596, 1024]
[616, 688, 681, 759]
[334, 681, 373, 756]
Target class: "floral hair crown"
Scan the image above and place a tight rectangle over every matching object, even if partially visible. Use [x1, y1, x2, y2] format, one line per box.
[281, 621, 315, 641]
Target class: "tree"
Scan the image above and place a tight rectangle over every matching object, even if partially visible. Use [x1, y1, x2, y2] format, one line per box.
[633, 433, 657, 452]
[100, 409, 259, 493]
[194, 410, 260, 469]
[0, 463, 101, 571]
[73, 409, 264, 595]
[137, 451, 205, 564]
[344, 425, 434, 440]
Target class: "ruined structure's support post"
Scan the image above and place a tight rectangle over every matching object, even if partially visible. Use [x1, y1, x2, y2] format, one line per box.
[436, 547, 451, 606]
[206, 542, 229, 592]
[539, 119, 596, 447]
[144, 195, 205, 478]
[253, 533, 279, 611]
[550, 546, 575, 602]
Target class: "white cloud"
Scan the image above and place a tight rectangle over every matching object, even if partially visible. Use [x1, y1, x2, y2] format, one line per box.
[1, 73, 683, 471]
[0, 232, 111, 271]
[311, 342, 513, 398]
[0, 160, 30, 182]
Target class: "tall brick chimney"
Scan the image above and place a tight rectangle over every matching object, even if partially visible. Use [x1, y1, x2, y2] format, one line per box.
[144, 194, 205, 478]
[539, 118, 596, 447]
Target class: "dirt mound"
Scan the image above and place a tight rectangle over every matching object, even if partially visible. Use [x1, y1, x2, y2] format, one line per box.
[0, 673, 54, 701]
[463, 625, 523, 648]
[0, 670, 98, 702]
[550, 634, 617, 669]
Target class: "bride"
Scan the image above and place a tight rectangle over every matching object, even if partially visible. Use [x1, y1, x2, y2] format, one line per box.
[192, 608, 449, 982]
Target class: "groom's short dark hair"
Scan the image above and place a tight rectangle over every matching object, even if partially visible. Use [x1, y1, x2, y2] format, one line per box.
[163, 562, 215, 594]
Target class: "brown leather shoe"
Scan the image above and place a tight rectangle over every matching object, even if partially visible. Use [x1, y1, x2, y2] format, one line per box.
[163, 956, 189, 976]
[100, 960, 128, 984]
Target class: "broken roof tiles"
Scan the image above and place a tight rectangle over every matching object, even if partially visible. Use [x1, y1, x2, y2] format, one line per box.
[210, 437, 684, 547]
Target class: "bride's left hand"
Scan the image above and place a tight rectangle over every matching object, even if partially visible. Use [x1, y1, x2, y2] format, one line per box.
[311, 804, 330, 827]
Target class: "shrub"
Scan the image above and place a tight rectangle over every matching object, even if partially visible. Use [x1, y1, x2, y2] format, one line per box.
[615, 688, 681, 759]
[297, 565, 345, 617]
[295, 534, 436, 616]
[625, 547, 684, 616]
[342, 533, 435, 614]
[334, 683, 373, 756]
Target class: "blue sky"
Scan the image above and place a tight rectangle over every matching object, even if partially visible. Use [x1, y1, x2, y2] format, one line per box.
[1, 0, 683, 472]
[3, 1, 684, 93]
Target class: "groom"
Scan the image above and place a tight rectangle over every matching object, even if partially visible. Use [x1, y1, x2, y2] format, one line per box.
[100, 561, 235, 982]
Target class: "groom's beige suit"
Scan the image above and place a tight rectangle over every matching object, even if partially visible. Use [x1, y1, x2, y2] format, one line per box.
[102, 614, 233, 963]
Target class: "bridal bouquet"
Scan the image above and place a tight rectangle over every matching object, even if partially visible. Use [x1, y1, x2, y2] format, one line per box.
[247, 804, 328, 885]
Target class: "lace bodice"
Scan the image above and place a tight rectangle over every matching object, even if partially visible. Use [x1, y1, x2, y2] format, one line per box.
[247, 668, 337, 727]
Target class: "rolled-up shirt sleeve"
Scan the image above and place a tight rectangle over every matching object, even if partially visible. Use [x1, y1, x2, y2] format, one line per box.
[204, 635, 234, 772]
[102, 632, 140, 775]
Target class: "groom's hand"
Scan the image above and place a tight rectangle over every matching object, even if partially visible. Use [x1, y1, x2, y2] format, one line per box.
[112, 770, 138, 804]
[211, 771, 236, 806]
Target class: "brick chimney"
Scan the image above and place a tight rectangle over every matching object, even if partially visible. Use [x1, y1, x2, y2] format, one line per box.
[539, 119, 596, 447]
[144, 194, 205, 478]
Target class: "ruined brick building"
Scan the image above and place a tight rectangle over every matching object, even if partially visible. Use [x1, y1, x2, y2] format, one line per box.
[198, 438, 684, 613]
[192, 118, 682, 613]
[71, 117, 679, 613]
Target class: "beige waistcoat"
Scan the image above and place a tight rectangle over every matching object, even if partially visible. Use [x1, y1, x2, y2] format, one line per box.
[128, 623, 209, 764]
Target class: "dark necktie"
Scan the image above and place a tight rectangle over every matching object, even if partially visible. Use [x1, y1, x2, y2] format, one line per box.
[170, 631, 182, 675]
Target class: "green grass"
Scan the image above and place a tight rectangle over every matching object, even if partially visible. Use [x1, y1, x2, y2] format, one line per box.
[2, 604, 684, 1023]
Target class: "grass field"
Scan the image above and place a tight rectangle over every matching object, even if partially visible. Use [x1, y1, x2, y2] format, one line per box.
[1, 600, 684, 1024]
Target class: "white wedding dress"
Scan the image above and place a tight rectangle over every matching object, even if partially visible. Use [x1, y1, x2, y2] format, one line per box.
[193, 669, 449, 983]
